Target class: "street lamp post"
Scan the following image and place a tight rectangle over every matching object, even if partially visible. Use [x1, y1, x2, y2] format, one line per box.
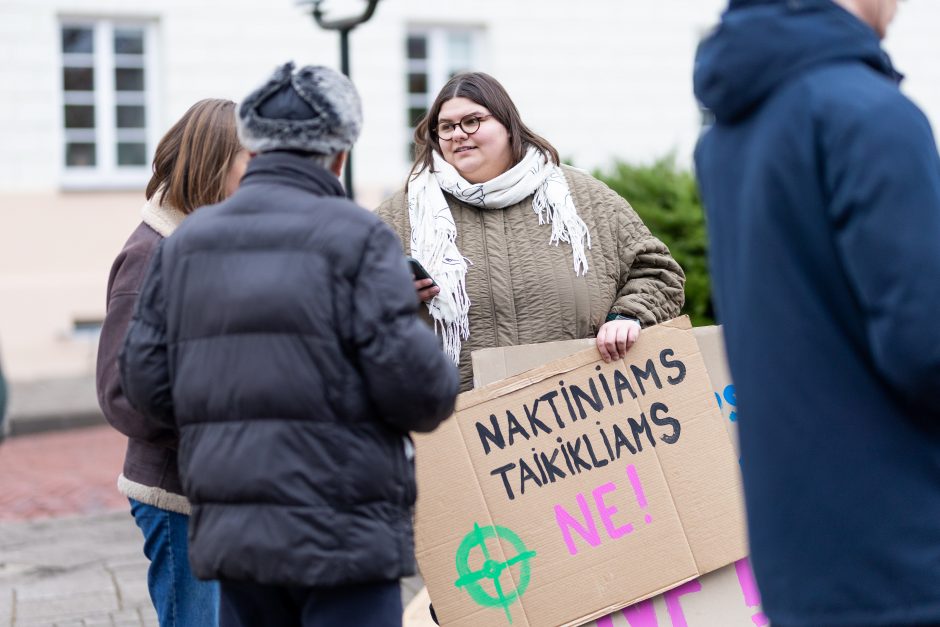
[302, 0, 381, 199]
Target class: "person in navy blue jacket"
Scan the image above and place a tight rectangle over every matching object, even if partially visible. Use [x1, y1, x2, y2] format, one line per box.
[694, 1, 940, 625]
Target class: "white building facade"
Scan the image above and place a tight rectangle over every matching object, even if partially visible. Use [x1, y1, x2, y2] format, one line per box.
[0, 0, 937, 382]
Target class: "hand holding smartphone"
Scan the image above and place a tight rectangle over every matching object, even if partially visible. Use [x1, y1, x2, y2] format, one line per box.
[406, 256, 438, 289]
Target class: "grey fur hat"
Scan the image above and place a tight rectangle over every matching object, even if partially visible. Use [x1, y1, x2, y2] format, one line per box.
[236, 62, 362, 155]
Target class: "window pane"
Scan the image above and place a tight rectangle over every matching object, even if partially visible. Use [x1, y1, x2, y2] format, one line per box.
[115, 68, 144, 91]
[64, 105, 95, 128]
[407, 35, 426, 60]
[66, 142, 96, 166]
[114, 29, 144, 55]
[62, 27, 93, 54]
[448, 32, 473, 67]
[116, 105, 146, 128]
[408, 107, 426, 127]
[117, 142, 147, 166]
[408, 73, 427, 95]
[63, 67, 94, 91]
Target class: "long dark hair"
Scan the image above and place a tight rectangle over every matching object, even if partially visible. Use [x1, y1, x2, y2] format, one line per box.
[410, 72, 560, 180]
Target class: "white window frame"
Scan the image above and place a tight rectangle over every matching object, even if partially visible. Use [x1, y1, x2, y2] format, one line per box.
[58, 18, 160, 191]
[405, 26, 484, 159]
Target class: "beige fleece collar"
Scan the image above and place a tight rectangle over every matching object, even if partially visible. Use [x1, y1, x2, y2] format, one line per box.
[140, 193, 187, 237]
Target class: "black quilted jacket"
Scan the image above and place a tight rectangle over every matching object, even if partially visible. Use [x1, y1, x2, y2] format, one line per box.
[120, 151, 457, 586]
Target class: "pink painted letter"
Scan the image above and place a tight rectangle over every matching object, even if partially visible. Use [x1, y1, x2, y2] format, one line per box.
[593, 481, 634, 539]
[554, 492, 600, 555]
[735, 558, 769, 626]
[621, 599, 658, 627]
[664, 579, 702, 627]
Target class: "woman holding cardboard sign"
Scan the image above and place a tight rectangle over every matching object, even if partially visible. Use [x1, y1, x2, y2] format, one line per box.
[376, 72, 685, 391]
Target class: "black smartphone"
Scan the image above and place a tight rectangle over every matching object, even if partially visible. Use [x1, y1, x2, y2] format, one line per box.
[405, 256, 438, 288]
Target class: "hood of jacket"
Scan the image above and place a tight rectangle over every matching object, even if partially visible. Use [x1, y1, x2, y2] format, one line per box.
[694, 0, 900, 124]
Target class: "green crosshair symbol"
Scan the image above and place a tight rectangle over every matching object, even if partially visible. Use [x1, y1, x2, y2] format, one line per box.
[453, 522, 537, 624]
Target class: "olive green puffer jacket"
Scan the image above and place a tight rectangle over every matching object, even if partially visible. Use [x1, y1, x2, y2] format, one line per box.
[375, 165, 685, 391]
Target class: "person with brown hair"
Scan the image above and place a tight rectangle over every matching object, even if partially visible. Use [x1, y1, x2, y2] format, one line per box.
[96, 98, 247, 627]
[376, 72, 686, 391]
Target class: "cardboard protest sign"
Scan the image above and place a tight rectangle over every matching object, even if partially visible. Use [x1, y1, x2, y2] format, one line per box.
[690, 326, 739, 456]
[405, 559, 766, 627]
[582, 558, 767, 627]
[471, 338, 596, 389]
[471, 324, 763, 627]
[413, 317, 748, 627]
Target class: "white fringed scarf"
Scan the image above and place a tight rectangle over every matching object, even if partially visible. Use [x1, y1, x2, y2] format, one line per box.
[407, 146, 591, 364]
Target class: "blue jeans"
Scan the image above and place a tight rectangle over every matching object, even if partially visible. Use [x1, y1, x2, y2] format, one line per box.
[129, 498, 219, 627]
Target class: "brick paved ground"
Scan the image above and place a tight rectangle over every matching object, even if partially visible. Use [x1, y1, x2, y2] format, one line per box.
[0, 426, 425, 626]
[0, 426, 155, 625]
[0, 425, 126, 522]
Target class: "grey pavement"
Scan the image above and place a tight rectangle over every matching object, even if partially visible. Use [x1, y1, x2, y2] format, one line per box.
[0, 511, 425, 626]
[3, 376, 104, 439]
[0, 376, 427, 625]
[0, 511, 157, 626]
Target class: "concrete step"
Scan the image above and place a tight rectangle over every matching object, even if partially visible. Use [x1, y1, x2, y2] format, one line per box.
[3, 374, 104, 438]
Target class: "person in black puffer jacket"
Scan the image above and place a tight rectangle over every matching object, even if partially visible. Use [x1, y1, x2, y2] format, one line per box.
[120, 62, 458, 627]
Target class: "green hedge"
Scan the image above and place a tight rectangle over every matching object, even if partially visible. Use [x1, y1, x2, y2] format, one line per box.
[593, 156, 714, 326]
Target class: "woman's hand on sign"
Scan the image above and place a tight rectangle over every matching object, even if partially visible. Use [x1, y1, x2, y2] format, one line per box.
[596, 319, 641, 363]
[415, 278, 440, 302]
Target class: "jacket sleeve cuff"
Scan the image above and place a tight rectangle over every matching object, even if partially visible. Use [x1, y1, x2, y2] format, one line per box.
[605, 313, 642, 325]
